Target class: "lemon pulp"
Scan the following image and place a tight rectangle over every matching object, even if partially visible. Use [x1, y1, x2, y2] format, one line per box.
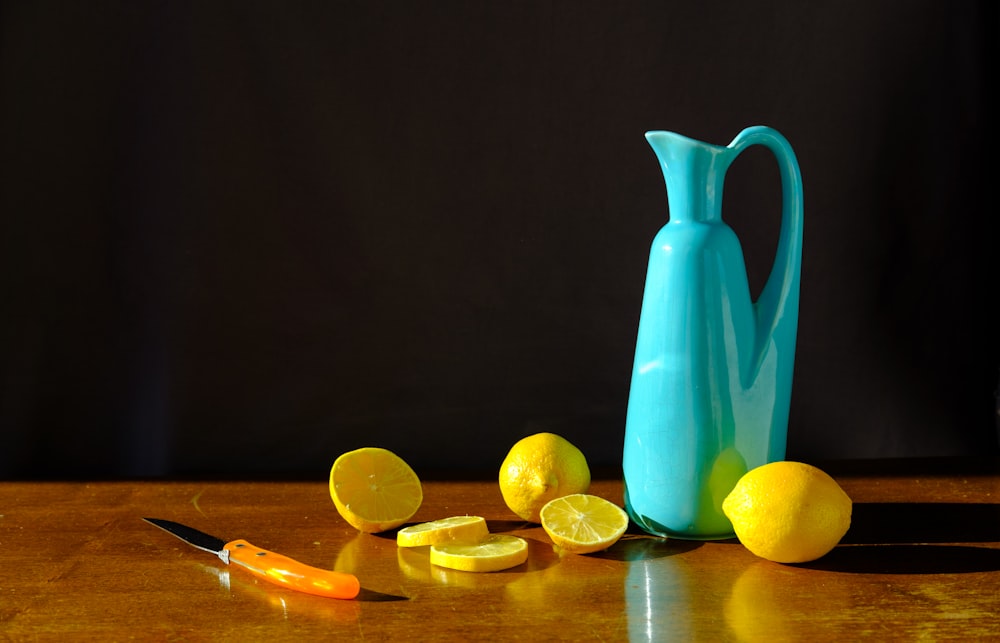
[329, 447, 423, 533]
[430, 534, 529, 572]
[540, 493, 629, 554]
[397, 516, 489, 547]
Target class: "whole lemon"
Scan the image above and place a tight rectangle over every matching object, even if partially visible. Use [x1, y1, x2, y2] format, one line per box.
[499, 432, 591, 522]
[721, 461, 852, 563]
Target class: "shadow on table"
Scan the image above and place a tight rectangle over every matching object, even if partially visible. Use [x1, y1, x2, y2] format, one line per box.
[596, 530, 703, 562]
[796, 502, 1000, 574]
[844, 502, 1000, 544]
[356, 587, 409, 602]
[797, 544, 1000, 574]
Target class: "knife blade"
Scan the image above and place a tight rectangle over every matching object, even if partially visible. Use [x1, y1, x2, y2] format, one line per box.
[143, 517, 360, 599]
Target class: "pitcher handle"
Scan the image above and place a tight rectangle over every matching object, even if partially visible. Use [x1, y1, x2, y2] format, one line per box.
[728, 126, 804, 369]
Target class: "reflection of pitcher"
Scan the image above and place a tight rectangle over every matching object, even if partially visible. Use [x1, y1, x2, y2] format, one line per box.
[623, 126, 804, 540]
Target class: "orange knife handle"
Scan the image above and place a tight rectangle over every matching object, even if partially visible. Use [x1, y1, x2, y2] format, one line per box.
[223, 539, 360, 599]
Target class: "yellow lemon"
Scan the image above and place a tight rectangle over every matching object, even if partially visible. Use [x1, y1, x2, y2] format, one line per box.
[540, 493, 629, 555]
[722, 461, 852, 563]
[396, 516, 489, 547]
[430, 534, 529, 572]
[329, 447, 423, 533]
[499, 432, 591, 522]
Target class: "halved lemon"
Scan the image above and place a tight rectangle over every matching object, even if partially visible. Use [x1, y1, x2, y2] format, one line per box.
[329, 447, 423, 533]
[397, 515, 489, 547]
[540, 493, 629, 554]
[430, 534, 528, 572]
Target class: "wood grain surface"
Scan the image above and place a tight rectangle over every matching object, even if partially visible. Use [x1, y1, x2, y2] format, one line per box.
[2, 459, 998, 640]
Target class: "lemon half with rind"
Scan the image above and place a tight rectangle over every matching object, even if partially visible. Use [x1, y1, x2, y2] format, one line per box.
[329, 447, 423, 533]
[540, 493, 629, 555]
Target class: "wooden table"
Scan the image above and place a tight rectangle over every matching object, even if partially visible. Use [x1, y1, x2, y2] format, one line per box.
[3, 459, 999, 641]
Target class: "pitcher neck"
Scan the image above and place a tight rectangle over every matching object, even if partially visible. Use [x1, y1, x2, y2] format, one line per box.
[645, 131, 734, 224]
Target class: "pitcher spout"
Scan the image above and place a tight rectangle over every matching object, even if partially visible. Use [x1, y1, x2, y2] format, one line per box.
[645, 131, 737, 224]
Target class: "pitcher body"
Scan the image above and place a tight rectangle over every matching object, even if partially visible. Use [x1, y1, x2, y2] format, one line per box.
[623, 127, 803, 539]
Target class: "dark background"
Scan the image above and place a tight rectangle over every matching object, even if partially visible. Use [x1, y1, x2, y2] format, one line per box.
[1, 2, 997, 479]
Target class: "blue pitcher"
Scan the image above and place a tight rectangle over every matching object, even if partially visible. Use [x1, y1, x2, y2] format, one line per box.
[623, 126, 804, 540]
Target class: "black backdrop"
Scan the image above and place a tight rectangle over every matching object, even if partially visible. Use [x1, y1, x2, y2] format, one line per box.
[1, 1, 997, 478]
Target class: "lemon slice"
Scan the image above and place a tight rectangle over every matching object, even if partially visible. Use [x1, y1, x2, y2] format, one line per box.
[540, 493, 629, 554]
[397, 515, 489, 547]
[430, 534, 528, 572]
[329, 447, 423, 533]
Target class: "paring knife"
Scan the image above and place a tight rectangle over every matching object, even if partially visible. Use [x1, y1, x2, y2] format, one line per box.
[143, 517, 360, 599]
